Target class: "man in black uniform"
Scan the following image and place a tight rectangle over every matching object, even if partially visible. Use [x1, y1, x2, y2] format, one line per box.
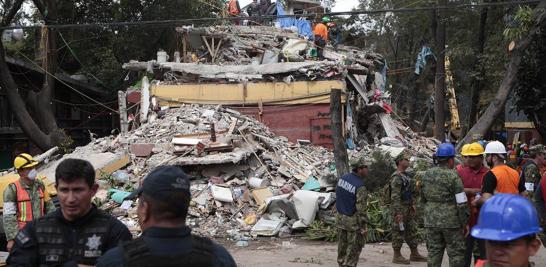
[7, 158, 132, 266]
[96, 165, 236, 267]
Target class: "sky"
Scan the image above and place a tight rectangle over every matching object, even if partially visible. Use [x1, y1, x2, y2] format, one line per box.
[239, 0, 360, 12]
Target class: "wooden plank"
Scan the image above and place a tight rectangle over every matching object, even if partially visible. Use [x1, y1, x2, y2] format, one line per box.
[330, 89, 349, 177]
[505, 122, 535, 129]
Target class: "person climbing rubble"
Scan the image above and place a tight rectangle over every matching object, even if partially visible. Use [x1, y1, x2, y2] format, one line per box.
[313, 17, 329, 60]
[389, 150, 426, 264]
[336, 157, 370, 267]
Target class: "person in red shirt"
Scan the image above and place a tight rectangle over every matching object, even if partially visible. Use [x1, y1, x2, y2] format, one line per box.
[457, 142, 488, 267]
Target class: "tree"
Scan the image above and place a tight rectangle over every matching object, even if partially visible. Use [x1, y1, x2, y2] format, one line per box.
[0, 0, 220, 150]
[457, 2, 546, 149]
[0, 0, 67, 151]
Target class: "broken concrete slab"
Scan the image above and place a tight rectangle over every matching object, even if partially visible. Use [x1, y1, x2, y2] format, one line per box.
[130, 143, 155, 157]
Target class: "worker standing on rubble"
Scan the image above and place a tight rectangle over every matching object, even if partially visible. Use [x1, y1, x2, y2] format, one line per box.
[456, 143, 488, 266]
[335, 157, 370, 267]
[3, 153, 55, 252]
[471, 194, 542, 267]
[96, 165, 236, 267]
[227, 0, 241, 25]
[521, 145, 545, 202]
[472, 141, 525, 208]
[421, 143, 469, 266]
[7, 158, 132, 266]
[390, 150, 427, 264]
[313, 17, 329, 60]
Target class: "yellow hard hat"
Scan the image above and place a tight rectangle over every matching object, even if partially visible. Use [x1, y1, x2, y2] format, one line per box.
[14, 153, 38, 170]
[465, 142, 485, 156]
[460, 144, 471, 156]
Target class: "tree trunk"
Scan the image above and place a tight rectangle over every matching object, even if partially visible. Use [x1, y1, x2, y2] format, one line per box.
[434, 1, 447, 141]
[465, 4, 489, 135]
[457, 1, 546, 151]
[330, 89, 350, 177]
[0, 0, 67, 150]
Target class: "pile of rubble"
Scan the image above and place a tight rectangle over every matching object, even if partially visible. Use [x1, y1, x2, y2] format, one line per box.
[39, 104, 340, 240]
[123, 25, 384, 84]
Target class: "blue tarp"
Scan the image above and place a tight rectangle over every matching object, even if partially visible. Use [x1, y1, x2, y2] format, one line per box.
[276, 2, 313, 39]
[414, 46, 436, 75]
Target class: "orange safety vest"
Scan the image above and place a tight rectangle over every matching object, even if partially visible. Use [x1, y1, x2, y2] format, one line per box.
[14, 180, 45, 230]
[228, 0, 240, 15]
[491, 165, 520, 194]
[474, 259, 487, 267]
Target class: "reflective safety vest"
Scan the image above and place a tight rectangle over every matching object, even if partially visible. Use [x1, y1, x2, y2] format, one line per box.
[491, 165, 520, 194]
[14, 180, 44, 230]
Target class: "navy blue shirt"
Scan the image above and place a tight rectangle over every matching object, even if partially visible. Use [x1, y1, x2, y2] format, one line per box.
[96, 226, 237, 267]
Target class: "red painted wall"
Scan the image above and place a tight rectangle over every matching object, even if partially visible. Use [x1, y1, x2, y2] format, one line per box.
[232, 104, 333, 149]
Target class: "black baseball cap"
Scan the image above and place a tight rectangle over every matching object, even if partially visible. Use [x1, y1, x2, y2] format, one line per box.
[126, 165, 191, 201]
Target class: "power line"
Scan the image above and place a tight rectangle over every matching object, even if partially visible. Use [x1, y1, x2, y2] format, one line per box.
[0, 1, 539, 30]
[13, 49, 120, 114]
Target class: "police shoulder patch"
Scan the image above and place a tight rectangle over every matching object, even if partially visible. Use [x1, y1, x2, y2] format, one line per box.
[16, 230, 30, 245]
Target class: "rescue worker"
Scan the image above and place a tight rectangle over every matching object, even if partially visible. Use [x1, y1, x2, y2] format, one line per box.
[313, 17, 329, 60]
[473, 141, 526, 208]
[336, 157, 370, 267]
[521, 145, 545, 202]
[536, 170, 546, 247]
[421, 143, 469, 267]
[471, 194, 542, 267]
[3, 153, 55, 252]
[227, 0, 241, 25]
[96, 165, 236, 267]
[390, 151, 427, 264]
[456, 143, 488, 266]
[457, 144, 472, 171]
[7, 158, 132, 266]
[327, 21, 342, 47]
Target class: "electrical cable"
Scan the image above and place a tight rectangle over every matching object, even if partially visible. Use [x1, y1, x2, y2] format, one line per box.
[14, 49, 120, 114]
[0, 1, 539, 30]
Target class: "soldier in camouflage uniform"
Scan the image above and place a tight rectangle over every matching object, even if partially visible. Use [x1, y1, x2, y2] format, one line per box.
[421, 143, 469, 267]
[522, 145, 545, 202]
[390, 151, 427, 264]
[335, 157, 370, 267]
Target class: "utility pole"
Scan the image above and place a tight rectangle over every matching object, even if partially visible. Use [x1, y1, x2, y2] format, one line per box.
[434, 0, 447, 141]
[330, 89, 349, 177]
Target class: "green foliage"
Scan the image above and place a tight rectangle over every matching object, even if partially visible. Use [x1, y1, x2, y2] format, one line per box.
[365, 150, 396, 192]
[513, 13, 546, 135]
[503, 6, 534, 40]
[304, 192, 425, 243]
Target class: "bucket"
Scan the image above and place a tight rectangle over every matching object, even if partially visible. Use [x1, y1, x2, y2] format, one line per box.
[249, 177, 267, 188]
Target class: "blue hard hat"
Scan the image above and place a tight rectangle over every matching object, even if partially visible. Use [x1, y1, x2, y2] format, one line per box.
[471, 194, 542, 241]
[435, 143, 455, 157]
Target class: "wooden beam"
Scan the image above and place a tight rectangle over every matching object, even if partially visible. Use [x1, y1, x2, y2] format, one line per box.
[330, 89, 349, 177]
[347, 73, 368, 104]
[505, 122, 535, 129]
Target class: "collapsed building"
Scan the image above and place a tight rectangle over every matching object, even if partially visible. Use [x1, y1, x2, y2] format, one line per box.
[1, 25, 440, 241]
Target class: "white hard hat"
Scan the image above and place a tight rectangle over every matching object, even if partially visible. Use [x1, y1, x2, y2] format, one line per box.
[484, 141, 507, 154]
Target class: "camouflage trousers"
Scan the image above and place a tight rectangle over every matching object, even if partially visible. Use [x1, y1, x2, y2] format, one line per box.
[391, 214, 419, 249]
[337, 228, 365, 267]
[426, 227, 465, 267]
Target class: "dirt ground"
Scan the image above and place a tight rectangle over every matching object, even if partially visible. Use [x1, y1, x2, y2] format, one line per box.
[225, 238, 546, 267]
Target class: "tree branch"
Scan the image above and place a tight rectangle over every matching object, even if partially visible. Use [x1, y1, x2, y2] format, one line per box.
[1, 0, 24, 27]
